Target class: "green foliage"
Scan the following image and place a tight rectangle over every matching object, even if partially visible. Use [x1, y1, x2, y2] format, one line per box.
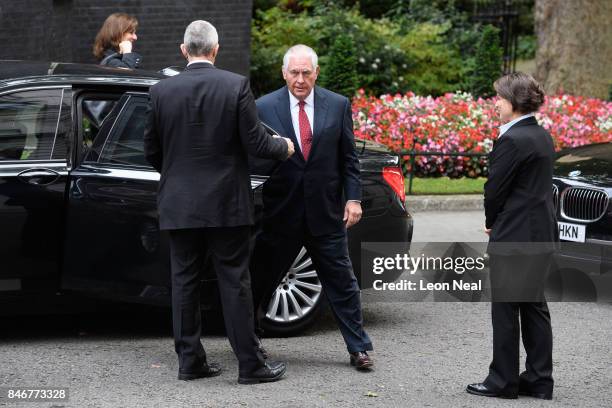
[465, 25, 503, 98]
[396, 21, 464, 95]
[517, 35, 536, 60]
[251, 2, 477, 97]
[250, 7, 320, 97]
[318, 34, 358, 97]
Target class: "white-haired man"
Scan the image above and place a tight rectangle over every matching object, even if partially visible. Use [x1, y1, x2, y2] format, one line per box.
[144, 20, 294, 384]
[250, 44, 374, 370]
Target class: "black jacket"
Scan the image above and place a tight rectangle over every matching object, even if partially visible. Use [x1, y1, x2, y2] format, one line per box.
[485, 116, 558, 247]
[144, 62, 288, 230]
[256, 86, 361, 236]
[100, 49, 142, 69]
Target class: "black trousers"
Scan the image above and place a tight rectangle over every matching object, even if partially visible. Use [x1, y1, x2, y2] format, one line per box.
[251, 225, 372, 353]
[484, 253, 554, 394]
[168, 227, 264, 375]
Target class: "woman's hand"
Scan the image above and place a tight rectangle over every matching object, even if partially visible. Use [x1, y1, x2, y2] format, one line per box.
[119, 40, 133, 54]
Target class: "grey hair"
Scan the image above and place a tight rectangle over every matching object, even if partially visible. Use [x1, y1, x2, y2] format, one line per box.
[183, 20, 218, 57]
[282, 44, 318, 70]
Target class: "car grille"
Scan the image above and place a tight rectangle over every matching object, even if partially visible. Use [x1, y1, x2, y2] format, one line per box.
[560, 187, 610, 222]
[552, 184, 559, 211]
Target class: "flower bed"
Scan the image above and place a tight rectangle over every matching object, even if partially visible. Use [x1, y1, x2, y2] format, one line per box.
[352, 90, 612, 178]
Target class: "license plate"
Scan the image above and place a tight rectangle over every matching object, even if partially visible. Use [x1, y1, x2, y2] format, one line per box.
[558, 221, 586, 243]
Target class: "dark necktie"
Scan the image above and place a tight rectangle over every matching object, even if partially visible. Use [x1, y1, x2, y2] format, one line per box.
[298, 100, 312, 160]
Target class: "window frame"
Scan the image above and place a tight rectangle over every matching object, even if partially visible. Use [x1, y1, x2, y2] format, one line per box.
[74, 90, 125, 165]
[97, 93, 151, 169]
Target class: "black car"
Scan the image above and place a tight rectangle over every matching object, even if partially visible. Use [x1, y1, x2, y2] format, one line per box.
[552, 142, 612, 300]
[0, 61, 413, 335]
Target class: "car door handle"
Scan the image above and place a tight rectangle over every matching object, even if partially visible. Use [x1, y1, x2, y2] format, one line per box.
[17, 168, 61, 185]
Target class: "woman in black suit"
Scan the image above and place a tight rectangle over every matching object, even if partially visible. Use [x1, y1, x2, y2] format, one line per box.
[467, 72, 557, 400]
[93, 13, 142, 69]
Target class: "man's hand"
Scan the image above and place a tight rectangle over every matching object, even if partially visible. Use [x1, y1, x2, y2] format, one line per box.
[344, 201, 362, 228]
[485, 226, 491, 236]
[283, 137, 295, 158]
[119, 40, 133, 54]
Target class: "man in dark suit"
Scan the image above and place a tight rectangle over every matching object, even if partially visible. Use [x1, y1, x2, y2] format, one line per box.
[144, 20, 294, 384]
[251, 44, 373, 370]
[467, 72, 557, 400]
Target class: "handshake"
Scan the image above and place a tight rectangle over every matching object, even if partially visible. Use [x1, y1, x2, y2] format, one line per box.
[273, 134, 296, 159]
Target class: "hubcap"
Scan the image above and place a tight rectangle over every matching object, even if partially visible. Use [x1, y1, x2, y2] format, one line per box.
[265, 247, 322, 323]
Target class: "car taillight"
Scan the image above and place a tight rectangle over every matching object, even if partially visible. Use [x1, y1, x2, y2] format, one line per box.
[383, 167, 405, 200]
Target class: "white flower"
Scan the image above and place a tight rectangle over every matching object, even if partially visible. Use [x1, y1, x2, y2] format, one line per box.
[359, 57, 365, 64]
[375, 58, 381, 63]
[371, 63, 378, 69]
[399, 76, 404, 81]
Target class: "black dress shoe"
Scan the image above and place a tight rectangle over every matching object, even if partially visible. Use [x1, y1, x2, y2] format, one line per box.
[238, 361, 286, 384]
[519, 389, 553, 400]
[466, 383, 517, 399]
[350, 351, 373, 370]
[178, 362, 222, 381]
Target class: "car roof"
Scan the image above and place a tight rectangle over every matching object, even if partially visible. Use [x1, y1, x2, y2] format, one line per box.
[0, 60, 164, 87]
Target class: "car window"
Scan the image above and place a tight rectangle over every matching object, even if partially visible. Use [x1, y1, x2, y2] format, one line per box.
[81, 96, 119, 151]
[98, 96, 149, 167]
[0, 89, 64, 161]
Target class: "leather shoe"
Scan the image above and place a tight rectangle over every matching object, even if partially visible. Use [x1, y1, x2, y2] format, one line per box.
[256, 337, 268, 360]
[238, 361, 286, 384]
[350, 351, 373, 370]
[519, 389, 553, 400]
[178, 362, 222, 381]
[466, 383, 517, 399]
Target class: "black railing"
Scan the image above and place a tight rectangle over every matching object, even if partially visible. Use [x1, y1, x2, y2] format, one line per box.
[399, 150, 490, 195]
[472, 0, 520, 74]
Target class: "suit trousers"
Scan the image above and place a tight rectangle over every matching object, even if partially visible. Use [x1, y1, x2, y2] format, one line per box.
[484, 254, 554, 394]
[251, 224, 372, 353]
[169, 227, 264, 375]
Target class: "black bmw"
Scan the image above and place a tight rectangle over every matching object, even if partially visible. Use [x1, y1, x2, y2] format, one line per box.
[0, 61, 413, 335]
[552, 142, 612, 300]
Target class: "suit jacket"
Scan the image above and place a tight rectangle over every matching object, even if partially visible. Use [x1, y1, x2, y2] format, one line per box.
[144, 62, 288, 230]
[256, 86, 361, 236]
[484, 116, 558, 249]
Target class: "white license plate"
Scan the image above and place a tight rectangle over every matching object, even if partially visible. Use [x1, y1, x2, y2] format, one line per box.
[558, 222, 586, 243]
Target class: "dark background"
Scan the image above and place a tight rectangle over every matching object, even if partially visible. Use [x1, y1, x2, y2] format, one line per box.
[0, 0, 253, 75]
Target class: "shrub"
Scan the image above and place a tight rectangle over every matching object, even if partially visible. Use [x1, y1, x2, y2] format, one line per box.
[318, 34, 358, 98]
[465, 25, 503, 98]
[250, 3, 473, 97]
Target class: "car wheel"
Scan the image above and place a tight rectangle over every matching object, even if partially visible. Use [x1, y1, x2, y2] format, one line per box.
[259, 246, 324, 336]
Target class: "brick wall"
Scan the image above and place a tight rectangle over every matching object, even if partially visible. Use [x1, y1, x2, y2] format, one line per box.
[0, 0, 253, 75]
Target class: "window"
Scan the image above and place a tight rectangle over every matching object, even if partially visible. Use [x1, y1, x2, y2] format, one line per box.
[0, 89, 64, 161]
[80, 96, 119, 151]
[98, 97, 149, 167]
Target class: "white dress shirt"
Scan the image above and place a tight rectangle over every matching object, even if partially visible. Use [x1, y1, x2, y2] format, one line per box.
[499, 113, 535, 138]
[288, 89, 314, 150]
[187, 59, 213, 67]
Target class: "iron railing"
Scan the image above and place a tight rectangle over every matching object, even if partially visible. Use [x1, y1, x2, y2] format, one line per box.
[399, 150, 490, 195]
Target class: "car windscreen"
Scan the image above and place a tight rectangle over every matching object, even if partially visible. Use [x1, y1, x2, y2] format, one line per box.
[554, 143, 612, 178]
